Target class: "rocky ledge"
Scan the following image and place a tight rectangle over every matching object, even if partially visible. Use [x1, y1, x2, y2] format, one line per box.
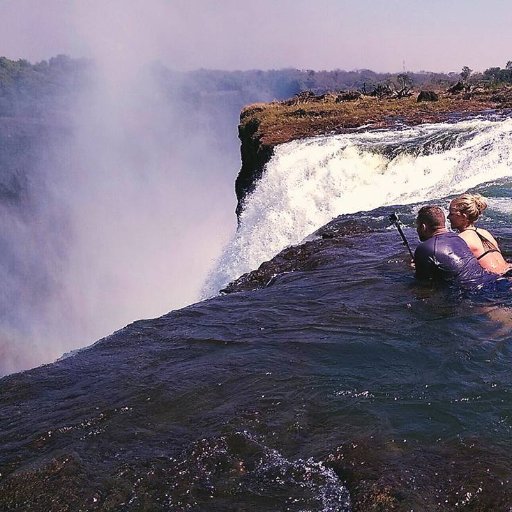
[221, 217, 375, 294]
[235, 85, 512, 216]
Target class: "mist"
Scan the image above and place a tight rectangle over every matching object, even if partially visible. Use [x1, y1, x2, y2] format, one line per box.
[0, 3, 240, 375]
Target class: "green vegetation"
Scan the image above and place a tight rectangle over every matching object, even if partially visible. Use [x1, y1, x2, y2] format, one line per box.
[0, 55, 461, 119]
[482, 62, 512, 85]
[156, 66, 457, 106]
[2, 55, 512, 120]
[0, 55, 90, 116]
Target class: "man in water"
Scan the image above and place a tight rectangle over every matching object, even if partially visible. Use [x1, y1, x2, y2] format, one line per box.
[414, 205, 498, 289]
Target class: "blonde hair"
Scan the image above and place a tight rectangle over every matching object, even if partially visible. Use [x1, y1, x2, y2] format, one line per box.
[451, 193, 488, 222]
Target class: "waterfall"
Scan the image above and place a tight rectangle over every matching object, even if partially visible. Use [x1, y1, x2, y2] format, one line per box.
[205, 116, 512, 293]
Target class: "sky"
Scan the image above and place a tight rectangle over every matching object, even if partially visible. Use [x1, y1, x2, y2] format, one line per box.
[0, 0, 511, 73]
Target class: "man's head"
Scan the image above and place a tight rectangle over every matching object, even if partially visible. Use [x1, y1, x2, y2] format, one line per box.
[416, 205, 447, 241]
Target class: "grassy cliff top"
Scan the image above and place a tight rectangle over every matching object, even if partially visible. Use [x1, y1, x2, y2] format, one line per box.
[240, 87, 512, 147]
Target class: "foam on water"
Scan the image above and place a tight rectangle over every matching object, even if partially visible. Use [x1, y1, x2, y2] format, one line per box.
[205, 117, 512, 293]
[488, 197, 512, 214]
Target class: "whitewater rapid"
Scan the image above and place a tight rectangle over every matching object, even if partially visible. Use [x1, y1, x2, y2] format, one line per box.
[204, 116, 512, 294]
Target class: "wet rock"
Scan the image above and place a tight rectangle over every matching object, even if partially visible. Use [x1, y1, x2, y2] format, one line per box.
[235, 112, 274, 218]
[326, 437, 512, 512]
[221, 219, 374, 293]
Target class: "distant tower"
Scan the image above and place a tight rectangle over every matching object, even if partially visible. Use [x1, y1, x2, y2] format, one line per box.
[403, 59, 406, 72]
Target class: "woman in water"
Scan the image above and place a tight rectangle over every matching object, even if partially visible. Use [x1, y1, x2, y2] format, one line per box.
[447, 193, 512, 274]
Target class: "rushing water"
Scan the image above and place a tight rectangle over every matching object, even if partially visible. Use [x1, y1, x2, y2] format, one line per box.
[1, 117, 512, 510]
[206, 115, 512, 293]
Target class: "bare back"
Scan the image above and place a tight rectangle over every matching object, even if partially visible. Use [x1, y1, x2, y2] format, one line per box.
[458, 228, 511, 274]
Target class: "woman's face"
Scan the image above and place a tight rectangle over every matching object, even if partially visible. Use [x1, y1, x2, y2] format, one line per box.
[447, 202, 468, 231]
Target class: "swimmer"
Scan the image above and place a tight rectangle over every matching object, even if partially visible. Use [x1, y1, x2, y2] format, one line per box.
[414, 205, 497, 288]
[448, 193, 512, 275]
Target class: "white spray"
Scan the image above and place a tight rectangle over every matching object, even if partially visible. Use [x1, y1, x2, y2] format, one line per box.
[0, 2, 238, 375]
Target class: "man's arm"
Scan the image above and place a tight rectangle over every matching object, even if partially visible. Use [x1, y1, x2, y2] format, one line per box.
[414, 243, 434, 280]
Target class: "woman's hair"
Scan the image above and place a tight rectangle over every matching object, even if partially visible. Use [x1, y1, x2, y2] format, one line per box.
[451, 193, 488, 222]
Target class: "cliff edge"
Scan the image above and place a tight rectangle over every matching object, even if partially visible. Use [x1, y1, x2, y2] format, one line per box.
[235, 86, 512, 216]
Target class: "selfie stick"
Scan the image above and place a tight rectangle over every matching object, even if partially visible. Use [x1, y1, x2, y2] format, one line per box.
[389, 212, 414, 259]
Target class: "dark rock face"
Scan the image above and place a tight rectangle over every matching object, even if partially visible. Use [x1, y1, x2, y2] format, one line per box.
[417, 90, 439, 102]
[235, 108, 274, 218]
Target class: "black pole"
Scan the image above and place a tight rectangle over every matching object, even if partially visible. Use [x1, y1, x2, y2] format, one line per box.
[389, 212, 414, 259]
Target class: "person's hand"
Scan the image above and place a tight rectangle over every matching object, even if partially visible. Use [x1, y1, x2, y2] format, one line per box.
[410, 259, 416, 269]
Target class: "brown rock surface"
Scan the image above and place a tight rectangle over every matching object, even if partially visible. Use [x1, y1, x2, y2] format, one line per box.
[235, 87, 512, 215]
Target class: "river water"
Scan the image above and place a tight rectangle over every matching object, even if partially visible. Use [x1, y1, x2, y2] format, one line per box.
[1, 116, 512, 510]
